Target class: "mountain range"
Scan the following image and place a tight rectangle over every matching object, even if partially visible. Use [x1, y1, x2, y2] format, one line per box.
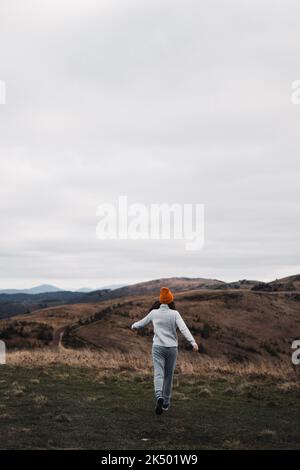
[0, 274, 299, 321]
[0, 283, 125, 295]
[0, 284, 64, 295]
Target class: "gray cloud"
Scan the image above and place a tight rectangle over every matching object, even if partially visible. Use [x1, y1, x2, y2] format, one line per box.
[0, 0, 300, 289]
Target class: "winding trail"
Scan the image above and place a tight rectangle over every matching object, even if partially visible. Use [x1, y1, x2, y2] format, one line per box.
[52, 326, 65, 349]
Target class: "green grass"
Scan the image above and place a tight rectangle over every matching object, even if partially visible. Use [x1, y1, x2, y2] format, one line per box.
[0, 366, 299, 449]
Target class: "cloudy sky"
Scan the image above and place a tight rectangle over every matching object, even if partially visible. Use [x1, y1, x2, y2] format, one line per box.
[0, 0, 300, 289]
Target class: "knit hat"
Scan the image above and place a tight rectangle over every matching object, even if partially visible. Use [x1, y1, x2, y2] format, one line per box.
[159, 287, 174, 304]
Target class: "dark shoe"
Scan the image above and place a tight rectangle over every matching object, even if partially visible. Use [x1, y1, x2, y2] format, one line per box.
[155, 397, 164, 415]
[162, 403, 169, 411]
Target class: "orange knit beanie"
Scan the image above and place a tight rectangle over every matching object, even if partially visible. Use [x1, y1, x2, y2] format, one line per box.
[159, 287, 174, 304]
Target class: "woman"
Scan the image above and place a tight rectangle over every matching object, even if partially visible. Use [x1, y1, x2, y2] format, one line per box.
[131, 287, 199, 415]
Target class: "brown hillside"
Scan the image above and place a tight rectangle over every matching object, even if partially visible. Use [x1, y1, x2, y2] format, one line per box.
[90, 277, 225, 300]
[69, 290, 300, 365]
[3, 287, 299, 367]
[270, 274, 300, 291]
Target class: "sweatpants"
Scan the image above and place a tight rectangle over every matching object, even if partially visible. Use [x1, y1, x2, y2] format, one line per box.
[152, 345, 178, 406]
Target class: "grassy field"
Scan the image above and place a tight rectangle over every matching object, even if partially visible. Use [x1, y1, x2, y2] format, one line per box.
[0, 363, 300, 450]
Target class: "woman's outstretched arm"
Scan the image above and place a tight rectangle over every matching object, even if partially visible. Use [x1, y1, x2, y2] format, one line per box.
[131, 311, 153, 330]
[175, 311, 198, 350]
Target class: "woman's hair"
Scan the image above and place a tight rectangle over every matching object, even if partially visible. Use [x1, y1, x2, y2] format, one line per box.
[148, 301, 160, 313]
[148, 300, 176, 313]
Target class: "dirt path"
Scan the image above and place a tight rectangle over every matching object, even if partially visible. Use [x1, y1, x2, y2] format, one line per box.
[51, 327, 65, 348]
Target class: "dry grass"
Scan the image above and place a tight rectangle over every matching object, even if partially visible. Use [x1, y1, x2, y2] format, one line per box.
[10, 381, 26, 397]
[222, 439, 240, 449]
[277, 381, 300, 393]
[172, 390, 191, 401]
[31, 393, 49, 406]
[196, 386, 213, 397]
[6, 346, 297, 380]
[257, 429, 277, 441]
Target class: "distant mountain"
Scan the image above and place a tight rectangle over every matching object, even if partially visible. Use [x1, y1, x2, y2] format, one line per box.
[76, 284, 126, 292]
[0, 283, 127, 296]
[1, 274, 300, 322]
[88, 277, 226, 301]
[101, 283, 126, 290]
[0, 284, 63, 295]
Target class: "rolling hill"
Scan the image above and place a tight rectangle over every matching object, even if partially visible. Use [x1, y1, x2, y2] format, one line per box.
[1, 275, 300, 367]
[0, 277, 224, 320]
[0, 273, 299, 321]
[61, 289, 300, 363]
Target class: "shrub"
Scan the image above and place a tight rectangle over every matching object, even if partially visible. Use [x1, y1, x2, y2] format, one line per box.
[262, 343, 279, 357]
[201, 322, 212, 339]
[36, 325, 53, 342]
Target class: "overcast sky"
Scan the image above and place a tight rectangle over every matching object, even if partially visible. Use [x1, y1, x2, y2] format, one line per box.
[0, 0, 300, 289]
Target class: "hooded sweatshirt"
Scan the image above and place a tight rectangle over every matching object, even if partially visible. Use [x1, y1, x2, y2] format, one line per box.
[131, 304, 196, 347]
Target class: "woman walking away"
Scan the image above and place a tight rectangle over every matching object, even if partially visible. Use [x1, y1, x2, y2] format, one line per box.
[131, 287, 199, 415]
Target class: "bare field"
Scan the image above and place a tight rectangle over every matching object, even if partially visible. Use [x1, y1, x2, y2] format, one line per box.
[1, 359, 300, 450]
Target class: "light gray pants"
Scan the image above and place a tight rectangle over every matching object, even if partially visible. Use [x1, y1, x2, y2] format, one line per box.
[152, 345, 178, 406]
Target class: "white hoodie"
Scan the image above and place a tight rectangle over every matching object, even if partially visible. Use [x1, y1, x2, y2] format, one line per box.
[131, 304, 196, 347]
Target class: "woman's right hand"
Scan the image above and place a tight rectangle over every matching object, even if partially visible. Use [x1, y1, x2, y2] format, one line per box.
[192, 343, 199, 352]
